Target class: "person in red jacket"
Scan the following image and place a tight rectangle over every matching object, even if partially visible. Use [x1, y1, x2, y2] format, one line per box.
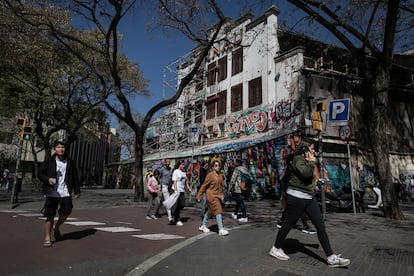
[38, 141, 80, 247]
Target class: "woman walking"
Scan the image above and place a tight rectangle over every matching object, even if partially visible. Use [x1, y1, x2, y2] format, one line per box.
[197, 160, 229, 236]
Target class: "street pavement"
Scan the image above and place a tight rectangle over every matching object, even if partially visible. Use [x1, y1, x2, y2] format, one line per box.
[1, 186, 414, 276]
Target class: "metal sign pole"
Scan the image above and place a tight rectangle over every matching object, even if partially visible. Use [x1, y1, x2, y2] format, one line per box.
[318, 130, 326, 220]
[10, 139, 23, 205]
[347, 141, 357, 215]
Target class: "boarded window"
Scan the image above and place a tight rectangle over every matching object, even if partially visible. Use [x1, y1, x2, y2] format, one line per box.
[217, 90, 227, 116]
[195, 70, 204, 91]
[218, 56, 227, 82]
[207, 62, 217, 86]
[232, 47, 243, 76]
[206, 95, 216, 119]
[231, 84, 243, 112]
[248, 77, 262, 108]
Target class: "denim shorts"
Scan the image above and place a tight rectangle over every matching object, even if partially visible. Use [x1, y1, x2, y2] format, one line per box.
[42, 197, 73, 218]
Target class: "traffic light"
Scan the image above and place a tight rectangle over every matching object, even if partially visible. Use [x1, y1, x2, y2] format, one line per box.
[21, 126, 32, 140]
[17, 118, 26, 126]
[312, 111, 323, 131]
[317, 101, 327, 112]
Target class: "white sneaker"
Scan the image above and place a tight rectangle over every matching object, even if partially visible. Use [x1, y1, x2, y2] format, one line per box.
[238, 217, 248, 223]
[269, 246, 290, 260]
[176, 221, 184, 226]
[198, 225, 210, 233]
[146, 216, 152, 220]
[218, 229, 229, 236]
[231, 213, 237, 219]
[327, 254, 350, 267]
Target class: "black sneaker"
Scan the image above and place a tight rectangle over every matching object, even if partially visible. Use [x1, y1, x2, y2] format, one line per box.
[276, 221, 284, 229]
[301, 226, 316, 234]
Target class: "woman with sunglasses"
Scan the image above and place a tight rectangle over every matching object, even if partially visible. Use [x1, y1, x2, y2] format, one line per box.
[196, 160, 229, 236]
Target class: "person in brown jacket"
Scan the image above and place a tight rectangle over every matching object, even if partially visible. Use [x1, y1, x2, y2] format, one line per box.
[196, 160, 229, 236]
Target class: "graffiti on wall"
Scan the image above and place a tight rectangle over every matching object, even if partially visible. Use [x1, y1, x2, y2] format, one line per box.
[399, 170, 414, 194]
[225, 109, 268, 137]
[268, 99, 300, 129]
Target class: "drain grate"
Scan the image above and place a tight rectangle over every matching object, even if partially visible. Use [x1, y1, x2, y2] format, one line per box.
[370, 247, 414, 266]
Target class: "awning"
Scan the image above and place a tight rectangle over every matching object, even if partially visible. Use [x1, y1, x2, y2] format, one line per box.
[143, 128, 293, 161]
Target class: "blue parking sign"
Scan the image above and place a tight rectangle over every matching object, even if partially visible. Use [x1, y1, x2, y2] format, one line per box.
[328, 99, 350, 123]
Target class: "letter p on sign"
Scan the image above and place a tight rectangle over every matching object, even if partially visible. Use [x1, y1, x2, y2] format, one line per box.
[328, 99, 350, 125]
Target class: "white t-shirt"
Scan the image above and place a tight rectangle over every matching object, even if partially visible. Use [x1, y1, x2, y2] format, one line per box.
[48, 159, 70, 197]
[172, 169, 186, 192]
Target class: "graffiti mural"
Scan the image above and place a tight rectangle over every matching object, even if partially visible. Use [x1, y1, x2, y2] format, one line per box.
[225, 109, 268, 137]
[357, 165, 379, 189]
[399, 170, 414, 198]
[268, 99, 301, 129]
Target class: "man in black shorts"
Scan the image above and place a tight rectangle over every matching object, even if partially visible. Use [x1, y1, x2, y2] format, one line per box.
[39, 141, 80, 247]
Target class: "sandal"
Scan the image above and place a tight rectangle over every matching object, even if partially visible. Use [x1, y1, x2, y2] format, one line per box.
[54, 230, 62, 241]
[43, 240, 52, 247]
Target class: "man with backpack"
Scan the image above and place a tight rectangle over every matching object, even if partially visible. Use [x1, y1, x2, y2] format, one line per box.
[229, 159, 251, 222]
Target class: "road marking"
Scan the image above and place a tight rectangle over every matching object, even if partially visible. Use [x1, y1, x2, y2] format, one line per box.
[18, 213, 42, 217]
[0, 210, 28, 213]
[132, 233, 185, 240]
[114, 221, 133, 225]
[65, 221, 106, 226]
[94, 226, 141, 232]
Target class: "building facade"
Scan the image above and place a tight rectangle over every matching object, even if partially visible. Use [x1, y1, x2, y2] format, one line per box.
[143, 6, 414, 199]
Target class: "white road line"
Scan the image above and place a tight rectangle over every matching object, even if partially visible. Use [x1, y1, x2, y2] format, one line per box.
[132, 233, 185, 240]
[94, 226, 141, 233]
[0, 210, 28, 213]
[65, 221, 106, 226]
[18, 213, 42, 217]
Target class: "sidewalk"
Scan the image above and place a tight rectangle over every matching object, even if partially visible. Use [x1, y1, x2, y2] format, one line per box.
[128, 201, 414, 276]
[1, 187, 414, 276]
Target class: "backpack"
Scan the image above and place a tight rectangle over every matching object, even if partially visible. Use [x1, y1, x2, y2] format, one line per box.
[239, 170, 255, 191]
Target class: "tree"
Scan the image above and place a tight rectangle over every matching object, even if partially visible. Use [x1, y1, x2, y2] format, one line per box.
[281, 0, 413, 219]
[15, 0, 229, 201]
[1, 3, 105, 162]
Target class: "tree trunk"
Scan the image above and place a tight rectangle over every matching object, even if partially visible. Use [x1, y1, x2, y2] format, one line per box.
[370, 65, 404, 220]
[133, 134, 145, 202]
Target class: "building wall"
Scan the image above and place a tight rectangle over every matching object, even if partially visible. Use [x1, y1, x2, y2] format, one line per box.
[145, 6, 414, 195]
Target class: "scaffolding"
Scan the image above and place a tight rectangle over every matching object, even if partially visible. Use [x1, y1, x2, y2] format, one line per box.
[143, 50, 205, 155]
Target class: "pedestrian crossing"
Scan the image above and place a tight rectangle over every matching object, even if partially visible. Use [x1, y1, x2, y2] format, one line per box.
[0, 209, 185, 241]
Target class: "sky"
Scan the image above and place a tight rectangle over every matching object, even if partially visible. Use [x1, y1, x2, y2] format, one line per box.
[117, 15, 194, 118]
[112, 1, 283, 127]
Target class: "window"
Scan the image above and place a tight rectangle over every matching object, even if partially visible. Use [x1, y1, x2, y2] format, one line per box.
[248, 77, 262, 108]
[195, 70, 204, 91]
[207, 62, 217, 86]
[232, 47, 243, 76]
[231, 84, 243, 112]
[206, 95, 216, 119]
[194, 100, 203, 124]
[218, 56, 227, 82]
[217, 90, 227, 116]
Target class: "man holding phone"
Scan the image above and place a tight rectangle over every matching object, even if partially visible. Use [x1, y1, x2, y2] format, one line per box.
[269, 137, 351, 268]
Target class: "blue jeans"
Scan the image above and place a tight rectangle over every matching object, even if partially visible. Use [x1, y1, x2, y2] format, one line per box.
[202, 213, 224, 231]
[200, 193, 207, 219]
[234, 193, 247, 218]
[274, 194, 333, 256]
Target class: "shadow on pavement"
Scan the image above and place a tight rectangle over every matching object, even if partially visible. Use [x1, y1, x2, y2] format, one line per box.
[57, 228, 97, 242]
[283, 238, 325, 264]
